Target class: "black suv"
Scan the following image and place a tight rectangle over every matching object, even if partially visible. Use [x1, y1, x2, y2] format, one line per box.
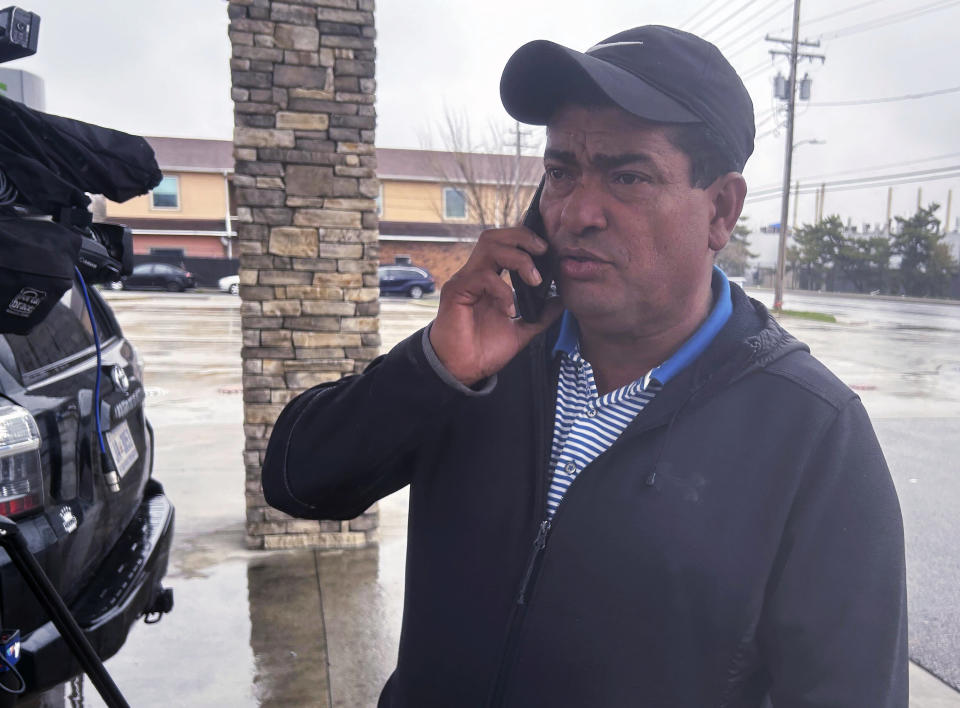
[0, 278, 174, 701]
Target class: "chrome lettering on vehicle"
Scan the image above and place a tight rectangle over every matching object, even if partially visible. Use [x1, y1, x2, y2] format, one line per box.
[111, 386, 145, 421]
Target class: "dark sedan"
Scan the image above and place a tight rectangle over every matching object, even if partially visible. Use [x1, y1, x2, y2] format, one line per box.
[378, 264, 435, 299]
[113, 263, 195, 292]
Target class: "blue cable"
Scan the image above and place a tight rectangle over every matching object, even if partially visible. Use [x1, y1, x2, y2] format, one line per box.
[74, 267, 106, 456]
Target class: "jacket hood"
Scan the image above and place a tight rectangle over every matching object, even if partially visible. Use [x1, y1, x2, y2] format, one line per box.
[719, 284, 809, 380]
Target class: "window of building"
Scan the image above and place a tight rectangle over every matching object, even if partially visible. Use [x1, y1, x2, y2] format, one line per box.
[151, 175, 180, 209]
[443, 187, 467, 220]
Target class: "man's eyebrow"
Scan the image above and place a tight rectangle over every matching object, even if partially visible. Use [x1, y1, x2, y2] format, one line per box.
[543, 148, 576, 163]
[590, 152, 657, 170]
[543, 148, 658, 171]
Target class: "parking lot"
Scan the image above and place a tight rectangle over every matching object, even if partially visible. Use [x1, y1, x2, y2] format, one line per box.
[33, 289, 960, 707]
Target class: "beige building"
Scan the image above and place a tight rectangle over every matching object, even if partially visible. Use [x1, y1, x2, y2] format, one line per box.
[376, 147, 542, 286]
[102, 137, 236, 261]
[102, 138, 543, 287]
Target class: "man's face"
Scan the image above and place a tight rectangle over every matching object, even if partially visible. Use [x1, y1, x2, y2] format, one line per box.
[539, 104, 725, 336]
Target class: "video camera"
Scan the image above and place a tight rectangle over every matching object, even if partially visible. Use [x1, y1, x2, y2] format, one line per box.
[0, 6, 162, 335]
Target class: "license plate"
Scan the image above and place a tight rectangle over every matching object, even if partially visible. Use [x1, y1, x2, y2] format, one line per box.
[105, 419, 139, 479]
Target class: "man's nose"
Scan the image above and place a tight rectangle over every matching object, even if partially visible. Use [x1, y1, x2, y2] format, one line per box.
[559, 179, 607, 236]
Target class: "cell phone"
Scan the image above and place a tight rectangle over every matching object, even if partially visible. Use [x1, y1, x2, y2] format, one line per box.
[510, 177, 553, 322]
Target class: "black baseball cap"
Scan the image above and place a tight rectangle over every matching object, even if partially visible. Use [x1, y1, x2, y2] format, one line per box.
[500, 26, 755, 171]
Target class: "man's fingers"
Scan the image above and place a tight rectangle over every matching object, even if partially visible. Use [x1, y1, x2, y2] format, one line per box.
[475, 269, 518, 317]
[472, 241, 546, 286]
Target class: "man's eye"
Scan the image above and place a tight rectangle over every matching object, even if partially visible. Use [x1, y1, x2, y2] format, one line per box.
[546, 167, 567, 181]
[613, 173, 647, 185]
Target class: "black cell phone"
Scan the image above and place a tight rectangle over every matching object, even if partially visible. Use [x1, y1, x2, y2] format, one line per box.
[510, 178, 553, 323]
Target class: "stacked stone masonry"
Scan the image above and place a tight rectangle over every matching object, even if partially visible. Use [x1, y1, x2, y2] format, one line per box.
[229, 0, 380, 551]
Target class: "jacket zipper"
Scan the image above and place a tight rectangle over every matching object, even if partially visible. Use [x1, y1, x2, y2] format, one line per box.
[487, 518, 553, 706]
[516, 519, 551, 605]
[487, 342, 555, 707]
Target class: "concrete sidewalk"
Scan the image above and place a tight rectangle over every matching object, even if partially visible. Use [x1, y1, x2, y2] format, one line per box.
[244, 485, 960, 707]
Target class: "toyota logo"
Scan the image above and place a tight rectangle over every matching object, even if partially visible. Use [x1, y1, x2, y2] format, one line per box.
[111, 365, 129, 393]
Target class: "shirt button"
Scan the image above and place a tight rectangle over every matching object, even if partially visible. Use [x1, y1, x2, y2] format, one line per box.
[586, 408, 597, 418]
[564, 462, 577, 475]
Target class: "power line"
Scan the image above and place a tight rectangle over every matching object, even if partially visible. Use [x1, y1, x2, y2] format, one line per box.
[740, 59, 781, 81]
[700, 0, 762, 41]
[747, 163, 960, 199]
[744, 169, 960, 203]
[755, 126, 779, 141]
[819, 0, 960, 40]
[808, 84, 960, 106]
[769, 0, 893, 36]
[686, 0, 732, 33]
[756, 109, 777, 127]
[680, 0, 726, 30]
[716, 0, 793, 56]
[775, 150, 960, 186]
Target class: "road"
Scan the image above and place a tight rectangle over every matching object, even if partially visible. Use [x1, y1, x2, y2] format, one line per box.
[41, 288, 957, 706]
[748, 289, 960, 693]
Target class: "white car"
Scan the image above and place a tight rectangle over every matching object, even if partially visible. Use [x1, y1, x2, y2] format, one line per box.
[218, 274, 239, 295]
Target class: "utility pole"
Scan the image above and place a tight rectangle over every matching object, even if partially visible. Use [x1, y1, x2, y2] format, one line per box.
[792, 180, 800, 229]
[768, 3, 825, 311]
[945, 189, 953, 235]
[885, 187, 893, 233]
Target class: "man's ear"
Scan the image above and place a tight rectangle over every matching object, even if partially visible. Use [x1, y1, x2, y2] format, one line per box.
[707, 172, 747, 252]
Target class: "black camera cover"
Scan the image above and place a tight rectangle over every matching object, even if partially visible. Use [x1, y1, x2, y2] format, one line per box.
[0, 94, 162, 216]
[0, 217, 81, 335]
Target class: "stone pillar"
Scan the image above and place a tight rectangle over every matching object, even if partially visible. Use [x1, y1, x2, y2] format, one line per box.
[229, 0, 380, 550]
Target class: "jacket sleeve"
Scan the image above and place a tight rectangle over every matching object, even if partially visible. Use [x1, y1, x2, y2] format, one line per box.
[758, 397, 908, 707]
[261, 328, 481, 520]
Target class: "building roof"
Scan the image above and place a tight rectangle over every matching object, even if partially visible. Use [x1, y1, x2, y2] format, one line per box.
[139, 138, 543, 184]
[145, 136, 235, 171]
[376, 147, 542, 185]
[378, 220, 481, 242]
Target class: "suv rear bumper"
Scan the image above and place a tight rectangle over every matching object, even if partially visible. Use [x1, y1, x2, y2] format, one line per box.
[16, 483, 175, 693]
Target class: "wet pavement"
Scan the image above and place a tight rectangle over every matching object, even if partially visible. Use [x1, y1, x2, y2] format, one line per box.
[28, 289, 960, 706]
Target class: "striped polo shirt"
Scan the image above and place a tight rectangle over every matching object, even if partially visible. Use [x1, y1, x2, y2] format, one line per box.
[546, 267, 733, 518]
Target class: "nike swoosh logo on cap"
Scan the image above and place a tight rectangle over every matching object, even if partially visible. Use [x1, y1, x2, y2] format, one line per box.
[586, 41, 644, 53]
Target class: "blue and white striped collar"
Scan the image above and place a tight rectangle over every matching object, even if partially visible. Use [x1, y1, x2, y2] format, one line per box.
[551, 266, 733, 388]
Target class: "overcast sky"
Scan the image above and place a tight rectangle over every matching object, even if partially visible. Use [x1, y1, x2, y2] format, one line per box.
[8, 0, 960, 258]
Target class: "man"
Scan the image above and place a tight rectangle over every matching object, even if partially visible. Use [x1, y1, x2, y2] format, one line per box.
[262, 26, 908, 707]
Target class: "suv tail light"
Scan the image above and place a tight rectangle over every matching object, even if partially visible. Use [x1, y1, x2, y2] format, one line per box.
[0, 404, 44, 518]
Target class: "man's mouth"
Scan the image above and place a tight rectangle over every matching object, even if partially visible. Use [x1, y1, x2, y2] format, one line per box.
[557, 249, 609, 279]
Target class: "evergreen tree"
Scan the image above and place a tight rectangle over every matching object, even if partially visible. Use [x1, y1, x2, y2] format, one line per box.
[836, 236, 892, 294]
[891, 203, 958, 297]
[789, 216, 845, 290]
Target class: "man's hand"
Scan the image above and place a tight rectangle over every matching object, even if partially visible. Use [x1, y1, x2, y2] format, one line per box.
[429, 227, 563, 387]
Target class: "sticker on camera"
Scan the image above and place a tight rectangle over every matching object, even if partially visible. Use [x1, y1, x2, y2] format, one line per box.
[5, 288, 46, 318]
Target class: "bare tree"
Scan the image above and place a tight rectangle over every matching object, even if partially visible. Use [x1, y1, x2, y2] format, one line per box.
[420, 107, 544, 229]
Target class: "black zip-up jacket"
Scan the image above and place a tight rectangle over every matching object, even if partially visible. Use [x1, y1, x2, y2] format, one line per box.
[262, 286, 908, 707]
